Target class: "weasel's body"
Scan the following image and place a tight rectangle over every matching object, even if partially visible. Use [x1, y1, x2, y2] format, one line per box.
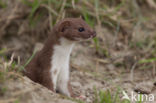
[24, 18, 96, 97]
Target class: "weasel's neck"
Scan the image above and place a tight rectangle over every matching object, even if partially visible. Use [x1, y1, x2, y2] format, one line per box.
[52, 38, 74, 62]
[40, 31, 74, 68]
[51, 37, 74, 70]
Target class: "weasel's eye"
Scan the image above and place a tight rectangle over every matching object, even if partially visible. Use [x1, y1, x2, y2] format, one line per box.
[78, 27, 85, 32]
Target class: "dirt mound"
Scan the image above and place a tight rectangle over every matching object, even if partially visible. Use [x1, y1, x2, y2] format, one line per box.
[0, 74, 75, 103]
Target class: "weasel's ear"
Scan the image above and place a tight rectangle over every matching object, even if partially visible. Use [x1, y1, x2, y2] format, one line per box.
[58, 21, 71, 32]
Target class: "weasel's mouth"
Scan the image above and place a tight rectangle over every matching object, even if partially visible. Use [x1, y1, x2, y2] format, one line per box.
[74, 35, 96, 41]
[72, 32, 97, 41]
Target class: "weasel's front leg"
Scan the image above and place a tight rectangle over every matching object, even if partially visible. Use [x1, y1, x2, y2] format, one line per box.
[57, 68, 71, 97]
[51, 68, 60, 92]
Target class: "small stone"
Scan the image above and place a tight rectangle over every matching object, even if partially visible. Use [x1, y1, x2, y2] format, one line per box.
[134, 81, 154, 94]
[71, 82, 82, 88]
[86, 98, 91, 103]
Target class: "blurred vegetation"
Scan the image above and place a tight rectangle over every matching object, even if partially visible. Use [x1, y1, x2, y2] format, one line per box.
[19, 0, 156, 71]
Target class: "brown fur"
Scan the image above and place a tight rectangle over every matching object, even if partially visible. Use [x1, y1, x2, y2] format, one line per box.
[24, 29, 59, 91]
[24, 18, 96, 97]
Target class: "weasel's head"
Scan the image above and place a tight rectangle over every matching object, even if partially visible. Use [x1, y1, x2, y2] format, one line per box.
[55, 18, 96, 41]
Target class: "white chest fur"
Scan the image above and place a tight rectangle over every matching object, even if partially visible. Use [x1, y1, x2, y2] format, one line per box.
[50, 38, 74, 97]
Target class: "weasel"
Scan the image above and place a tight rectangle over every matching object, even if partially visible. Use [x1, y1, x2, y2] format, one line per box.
[24, 18, 96, 97]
